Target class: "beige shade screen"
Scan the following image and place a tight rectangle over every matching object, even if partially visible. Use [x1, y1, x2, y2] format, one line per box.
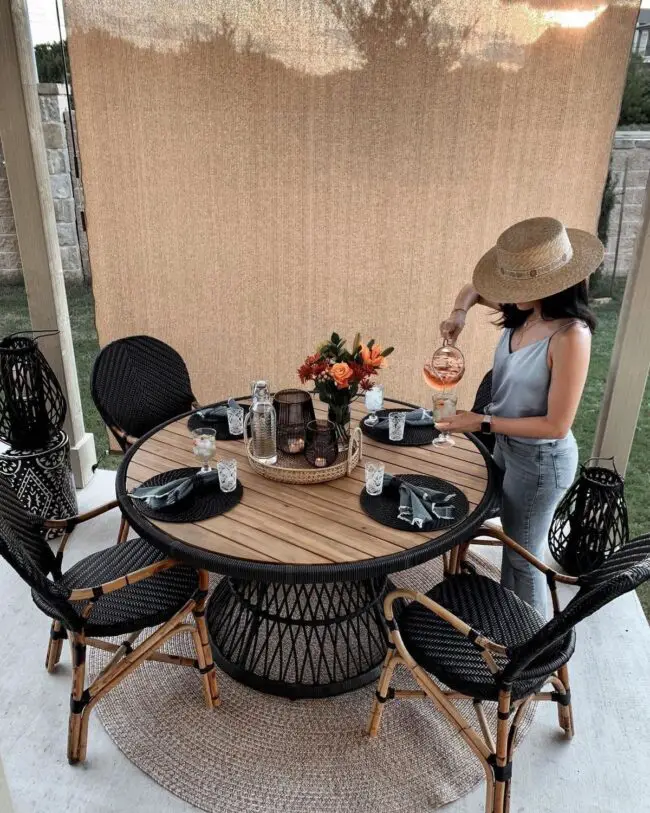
[64, 1, 637, 407]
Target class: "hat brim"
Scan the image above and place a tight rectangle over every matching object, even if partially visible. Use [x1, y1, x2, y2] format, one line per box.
[472, 228, 604, 304]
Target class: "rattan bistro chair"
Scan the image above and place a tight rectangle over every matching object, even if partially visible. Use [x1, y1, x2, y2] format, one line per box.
[0, 478, 220, 764]
[91, 335, 197, 453]
[368, 525, 650, 813]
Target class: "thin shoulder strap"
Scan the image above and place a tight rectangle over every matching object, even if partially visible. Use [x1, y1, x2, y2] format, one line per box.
[547, 320, 586, 367]
[549, 319, 585, 340]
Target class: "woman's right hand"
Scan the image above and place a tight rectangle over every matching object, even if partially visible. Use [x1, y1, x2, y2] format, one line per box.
[439, 310, 466, 344]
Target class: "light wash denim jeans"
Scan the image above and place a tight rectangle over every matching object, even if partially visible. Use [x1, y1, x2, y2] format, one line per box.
[492, 433, 578, 617]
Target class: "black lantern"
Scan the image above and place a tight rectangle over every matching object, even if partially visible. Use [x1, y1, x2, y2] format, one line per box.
[304, 419, 338, 468]
[0, 332, 67, 450]
[549, 458, 629, 576]
[273, 389, 316, 455]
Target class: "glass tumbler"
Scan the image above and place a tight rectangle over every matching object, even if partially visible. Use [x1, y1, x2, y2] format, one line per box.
[217, 459, 238, 493]
[227, 404, 245, 436]
[388, 411, 407, 442]
[365, 462, 385, 496]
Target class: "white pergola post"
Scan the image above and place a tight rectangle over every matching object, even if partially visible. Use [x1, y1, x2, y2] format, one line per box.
[0, 0, 96, 486]
[592, 171, 650, 475]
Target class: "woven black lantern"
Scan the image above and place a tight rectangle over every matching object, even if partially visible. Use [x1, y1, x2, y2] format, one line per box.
[0, 332, 67, 450]
[273, 389, 316, 455]
[549, 458, 629, 576]
[304, 419, 338, 468]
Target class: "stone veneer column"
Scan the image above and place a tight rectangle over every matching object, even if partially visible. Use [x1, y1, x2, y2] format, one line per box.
[606, 131, 650, 278]
[38, 83, 83, 282]
[0, 141, 22, 281]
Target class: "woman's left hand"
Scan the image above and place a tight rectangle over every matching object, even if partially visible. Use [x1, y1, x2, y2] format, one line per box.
[434, 410, 483, 434]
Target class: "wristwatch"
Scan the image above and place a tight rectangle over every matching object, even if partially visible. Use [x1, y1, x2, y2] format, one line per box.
[481, 414, 493, 435]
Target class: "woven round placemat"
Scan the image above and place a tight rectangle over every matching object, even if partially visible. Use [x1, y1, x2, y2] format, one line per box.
[88, 553, 535, 813]
[360, 474, 469, 533]
[360, 408, 438, 446]
[131, 467, 242, 523]
[187, 404, 249, 438]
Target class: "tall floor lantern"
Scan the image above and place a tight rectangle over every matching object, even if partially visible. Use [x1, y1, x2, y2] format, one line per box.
[549, 458, 628, 576]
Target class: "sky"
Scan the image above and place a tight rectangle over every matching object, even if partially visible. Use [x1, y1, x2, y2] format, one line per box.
[26, 0, 650, 46]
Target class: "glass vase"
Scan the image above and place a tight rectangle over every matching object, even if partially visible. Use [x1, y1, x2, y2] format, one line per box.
[327, 403, 351, 451]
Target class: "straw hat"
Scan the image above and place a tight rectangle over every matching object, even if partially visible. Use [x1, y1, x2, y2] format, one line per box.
[473, 217, 604, 304]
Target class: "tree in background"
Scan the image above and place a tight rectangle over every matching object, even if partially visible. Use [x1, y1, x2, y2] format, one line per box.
[619, 53, 650, 126]
[34, 41, 68, 84]
[591, 169, 616, 293]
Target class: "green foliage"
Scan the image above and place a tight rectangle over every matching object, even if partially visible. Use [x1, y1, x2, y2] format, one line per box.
[34, 41, 68, 84]
[619, 53, 650, 126]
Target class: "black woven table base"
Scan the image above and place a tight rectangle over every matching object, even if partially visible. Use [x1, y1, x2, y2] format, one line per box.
[360, 408, 438, 446]
[130, 467, 242, 523]
[207, 576, 392, 698]
[187, 405, 250, 439]
[360, 474, 469, 533]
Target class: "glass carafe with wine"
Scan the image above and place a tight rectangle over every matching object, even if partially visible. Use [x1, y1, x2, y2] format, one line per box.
[422, 341, 465, 447]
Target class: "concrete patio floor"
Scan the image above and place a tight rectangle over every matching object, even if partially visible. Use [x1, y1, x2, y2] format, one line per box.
[1, 469, 649, 813]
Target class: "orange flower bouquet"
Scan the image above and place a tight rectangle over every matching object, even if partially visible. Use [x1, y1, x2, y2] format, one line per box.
[298, 333, 393, 449]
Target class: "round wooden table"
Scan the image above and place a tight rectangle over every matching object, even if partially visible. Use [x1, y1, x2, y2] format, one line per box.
[116, 397, 498, 699]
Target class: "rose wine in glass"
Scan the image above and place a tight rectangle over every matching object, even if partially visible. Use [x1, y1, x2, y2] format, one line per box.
[423, 341, 465, 447]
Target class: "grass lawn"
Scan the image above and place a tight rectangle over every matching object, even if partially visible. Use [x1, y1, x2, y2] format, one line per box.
[1, 279, 649, 614]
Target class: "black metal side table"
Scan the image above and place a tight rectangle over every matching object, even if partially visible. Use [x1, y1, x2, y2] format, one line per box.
[0, 429, 78, 540]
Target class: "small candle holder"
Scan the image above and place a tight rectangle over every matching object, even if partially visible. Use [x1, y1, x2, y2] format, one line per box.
[304, 419, 338, 468]
[273, 389, 316, 455]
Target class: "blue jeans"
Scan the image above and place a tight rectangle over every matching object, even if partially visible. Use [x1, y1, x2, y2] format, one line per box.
[492, 434, 578, 617]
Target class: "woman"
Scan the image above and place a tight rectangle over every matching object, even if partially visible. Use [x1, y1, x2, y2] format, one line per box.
[436, 217, 603, 617]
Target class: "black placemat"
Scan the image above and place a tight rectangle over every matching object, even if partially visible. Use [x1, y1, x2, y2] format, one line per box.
[130, 467, 243, 523]
[360, 408, 438, 447]
[187, 404, 249, 439]
[360, 474, 468, 533]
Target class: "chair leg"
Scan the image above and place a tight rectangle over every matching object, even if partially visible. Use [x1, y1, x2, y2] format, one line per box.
[45, 621, 67, 673]
[491, 690, 512, 813]
[116, 515, 129, 544]
[367, 647, 399, 737]
[67, 634, 88, 765]
[192, 572, 220, 708]
[555, 664, 575, 738]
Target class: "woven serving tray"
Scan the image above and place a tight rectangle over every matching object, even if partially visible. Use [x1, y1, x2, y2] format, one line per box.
[246, 427, 362, 484]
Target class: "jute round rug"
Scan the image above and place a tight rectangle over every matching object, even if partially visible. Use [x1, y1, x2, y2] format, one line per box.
[88, 553, 535, 813]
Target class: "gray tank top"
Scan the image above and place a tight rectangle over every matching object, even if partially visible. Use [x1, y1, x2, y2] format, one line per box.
[489, 322, 578, 445]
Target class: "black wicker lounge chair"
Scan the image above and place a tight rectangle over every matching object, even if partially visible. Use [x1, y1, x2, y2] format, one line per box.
[368, 524, 650, 813]
[0, 478, 219, 764]
[91, 335, 197, 453]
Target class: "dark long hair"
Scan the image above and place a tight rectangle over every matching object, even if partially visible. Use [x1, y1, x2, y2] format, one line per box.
[497, 281, 597, 334]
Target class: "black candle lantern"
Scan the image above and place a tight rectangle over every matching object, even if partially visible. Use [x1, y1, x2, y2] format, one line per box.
[273, 389, 316, 455]
[304, 420, 338, 468]
[0, 332, 67, 450]
[549, 459, 629, 576]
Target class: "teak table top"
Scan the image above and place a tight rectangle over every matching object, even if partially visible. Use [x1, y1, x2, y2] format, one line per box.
[117, 398, 497, 583]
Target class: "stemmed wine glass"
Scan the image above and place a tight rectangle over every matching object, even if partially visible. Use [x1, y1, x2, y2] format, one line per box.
[191, 427, 217, 473]
[422, 341, 465, 447]
[364, 384, 384, 427]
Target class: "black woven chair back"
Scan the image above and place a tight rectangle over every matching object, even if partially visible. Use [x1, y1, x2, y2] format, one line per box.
[0, 479, 78, 628]
[502, 535, 650, 684]
[471, 370, 495, 454]
[91, 336, 195, 450]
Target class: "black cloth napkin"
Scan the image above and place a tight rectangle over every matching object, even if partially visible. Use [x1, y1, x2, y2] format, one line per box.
[373, 408, 433, 431]
[130, 470, 220, 512]
[195, 398, 239, 422]
[384, 474, 455, 528]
